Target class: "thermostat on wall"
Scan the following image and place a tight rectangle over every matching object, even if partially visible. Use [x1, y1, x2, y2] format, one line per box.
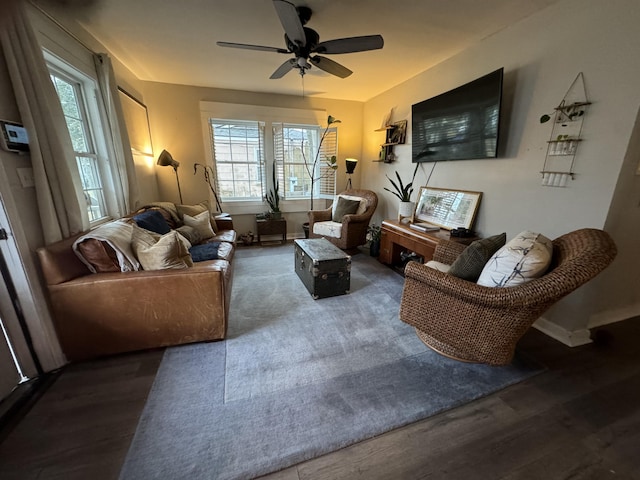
[0, 120, 30, 153]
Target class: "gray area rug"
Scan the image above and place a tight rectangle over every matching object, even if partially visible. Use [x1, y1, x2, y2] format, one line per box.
[120, 244, 542, 480]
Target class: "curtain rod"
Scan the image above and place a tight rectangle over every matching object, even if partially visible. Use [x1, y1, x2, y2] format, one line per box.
[29, 0, 98, 56]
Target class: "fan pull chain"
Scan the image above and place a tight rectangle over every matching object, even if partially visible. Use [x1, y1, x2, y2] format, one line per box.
[301, 74, 305, 97]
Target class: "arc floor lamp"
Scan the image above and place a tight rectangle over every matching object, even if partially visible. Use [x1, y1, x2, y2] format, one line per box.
[157, 149, 183, 204]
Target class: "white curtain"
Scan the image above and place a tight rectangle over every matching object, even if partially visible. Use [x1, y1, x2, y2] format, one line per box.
[0, 0, 89, 244]
[94, 53, 140, 213]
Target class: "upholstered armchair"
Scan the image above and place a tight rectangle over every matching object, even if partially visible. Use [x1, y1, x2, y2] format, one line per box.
[308, 189, 378, 250]
[400, 228, 617, 365]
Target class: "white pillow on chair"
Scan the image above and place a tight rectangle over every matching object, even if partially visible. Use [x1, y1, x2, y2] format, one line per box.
[477, 230, 552, 287]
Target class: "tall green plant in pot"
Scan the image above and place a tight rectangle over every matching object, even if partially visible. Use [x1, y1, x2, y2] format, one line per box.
[265, 163, 281, 219]
[384, 162, 419, 219]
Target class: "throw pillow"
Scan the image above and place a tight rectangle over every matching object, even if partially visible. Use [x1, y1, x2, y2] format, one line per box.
[131, 225, 193, 270]
[448, 233, 507, 282]
[183, 210, 215, 240]
[331, 194, 367, 219]
[332, 196, 361, 223]
[477, 230, 553, 287]
[132, 209, 171, 235]
[176, 224, 203, 245]
[75, 238, 120, 273]
[176, 201, 218, 232]
[189, 242, 221, 262]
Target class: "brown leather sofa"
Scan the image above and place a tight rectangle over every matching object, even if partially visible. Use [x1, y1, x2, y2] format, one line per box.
[36, 218, 236, 362]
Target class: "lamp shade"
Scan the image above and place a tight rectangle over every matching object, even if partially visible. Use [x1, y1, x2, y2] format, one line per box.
[157, 149, 180, 169]
[345, 158, 358, 174]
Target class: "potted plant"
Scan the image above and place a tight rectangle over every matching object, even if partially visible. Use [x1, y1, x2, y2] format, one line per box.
[367, 224, 382, 257]
[265, 163, 281, 220]
[384, 162, 419, 218]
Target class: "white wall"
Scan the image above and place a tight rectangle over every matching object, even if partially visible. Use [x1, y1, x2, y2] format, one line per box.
[141, 81, 364, 237]
[361, 0, 640, 338]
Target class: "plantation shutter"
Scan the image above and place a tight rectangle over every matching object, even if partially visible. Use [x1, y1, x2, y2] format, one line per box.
[318, 127, 337, 198]
[272, 123, 287, 199]
[209, 119, 265, 200]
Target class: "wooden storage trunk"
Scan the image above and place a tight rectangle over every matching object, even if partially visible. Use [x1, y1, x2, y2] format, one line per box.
[294, 238, 351, 299]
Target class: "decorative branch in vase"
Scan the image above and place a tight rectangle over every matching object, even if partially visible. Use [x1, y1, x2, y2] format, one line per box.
[301, 115, 340, 211]
[193, 163, 223, 212]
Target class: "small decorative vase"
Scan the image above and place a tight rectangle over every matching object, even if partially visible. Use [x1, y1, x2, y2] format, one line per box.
[398, 201, 415, 220]
[271, 211, 282, 220]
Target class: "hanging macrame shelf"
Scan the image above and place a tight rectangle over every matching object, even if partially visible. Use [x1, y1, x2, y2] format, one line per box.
[540, 73, 591, 187]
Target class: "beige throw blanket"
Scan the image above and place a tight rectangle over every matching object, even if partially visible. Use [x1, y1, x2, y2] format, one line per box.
[72, 219, 140, 272]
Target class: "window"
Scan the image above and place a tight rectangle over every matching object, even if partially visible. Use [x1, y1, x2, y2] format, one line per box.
[45, 51, 124, 225]
[49, 71, 107, 222]
[274, 123, 337, 200]
[200, 103, 337, 209]
[208, 120, 265, 201]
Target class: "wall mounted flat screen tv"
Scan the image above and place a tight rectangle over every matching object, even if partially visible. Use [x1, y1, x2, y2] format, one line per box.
[412, 68, 503, 163]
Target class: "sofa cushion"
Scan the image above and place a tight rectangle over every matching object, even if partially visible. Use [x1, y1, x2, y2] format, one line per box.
[313, 221, 343, 238]
[332, 196, 361, 222]
[132, 209, 171, 235]
[448, 233, 506, 282]
[75, 238, 120, 273]
[183, 210, 215, 240]
[477, 230, 553, 287]
[131, 225, 193, 270]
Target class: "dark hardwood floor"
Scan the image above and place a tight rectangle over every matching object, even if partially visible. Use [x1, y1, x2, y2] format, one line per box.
[1, 320, 639, 480]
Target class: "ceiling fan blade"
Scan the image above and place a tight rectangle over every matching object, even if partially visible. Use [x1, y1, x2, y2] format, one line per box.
[270, 59, 296, 79]
[309, 56, 352, 78]
[273, 0, 306, 47]
[314, 35, 384, 54]
[216, 41, 289, 54]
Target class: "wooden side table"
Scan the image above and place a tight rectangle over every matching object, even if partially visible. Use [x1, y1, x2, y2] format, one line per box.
[256, 218, 287, 244]
[379, 219, 478, 265]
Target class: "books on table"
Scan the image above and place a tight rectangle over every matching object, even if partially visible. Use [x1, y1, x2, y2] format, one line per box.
[409, 222, 440, 233]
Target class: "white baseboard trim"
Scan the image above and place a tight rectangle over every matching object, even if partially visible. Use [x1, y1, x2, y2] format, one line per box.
[588, 304, 640, 328]
[533, 317, 593, 347]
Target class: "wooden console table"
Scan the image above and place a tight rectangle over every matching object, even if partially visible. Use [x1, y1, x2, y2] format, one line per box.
[379, 219, 477, 265]
[256, 217, 287, 244]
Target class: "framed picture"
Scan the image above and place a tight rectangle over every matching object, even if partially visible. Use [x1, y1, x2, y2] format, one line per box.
[118, 87, 153, 156]
[390, 120, 407, 144]
[413, 187, 482, 230]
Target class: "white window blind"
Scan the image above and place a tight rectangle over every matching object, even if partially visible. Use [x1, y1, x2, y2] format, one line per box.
[273, 123, 337, 200]
[209, 120, 265, 201]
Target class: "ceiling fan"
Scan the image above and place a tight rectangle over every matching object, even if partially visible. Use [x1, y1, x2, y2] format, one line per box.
[216, 0, 384, 79]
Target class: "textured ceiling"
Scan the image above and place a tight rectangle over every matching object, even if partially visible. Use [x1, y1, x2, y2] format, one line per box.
[39, 0, 561, 101]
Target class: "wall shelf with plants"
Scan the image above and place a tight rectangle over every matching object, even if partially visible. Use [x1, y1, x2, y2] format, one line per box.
[373, 114, 407, 163]
[540, 73, 591, 187]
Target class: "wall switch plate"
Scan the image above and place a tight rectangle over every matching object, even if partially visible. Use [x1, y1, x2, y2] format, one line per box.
[16, 167, 35, 188]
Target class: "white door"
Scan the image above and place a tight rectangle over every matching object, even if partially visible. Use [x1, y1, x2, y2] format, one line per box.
[0, 222, 35, 403]
[0, 258, 29, 402]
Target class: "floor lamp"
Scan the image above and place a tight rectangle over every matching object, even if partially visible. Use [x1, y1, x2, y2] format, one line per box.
[345, 158, 358, 190]
[157, 149, 183, 204]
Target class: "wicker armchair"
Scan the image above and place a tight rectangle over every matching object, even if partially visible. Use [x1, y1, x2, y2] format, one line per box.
[308, 189, 378, 250]
[399, 228, 617, 365]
